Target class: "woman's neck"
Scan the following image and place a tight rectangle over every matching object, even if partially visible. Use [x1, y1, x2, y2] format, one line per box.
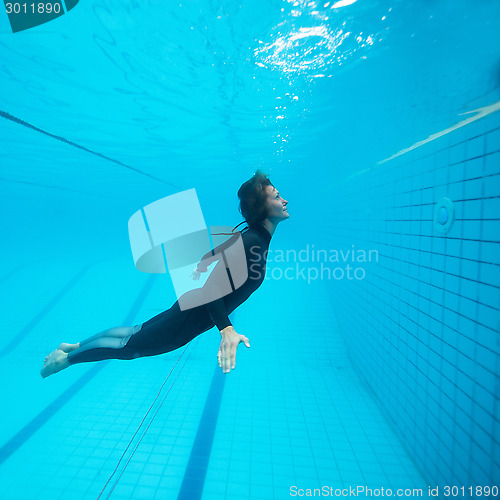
[259, 218, 278, 238]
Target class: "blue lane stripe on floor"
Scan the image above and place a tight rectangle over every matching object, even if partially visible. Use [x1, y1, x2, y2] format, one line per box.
[0, 263, 25, 286]
[0, 263, 92, 359]
[177, 362, 226, 500]
[0, 274, 157, 467]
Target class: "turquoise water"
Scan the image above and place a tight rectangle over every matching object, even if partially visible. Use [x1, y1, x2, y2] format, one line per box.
[0, 0, 499, 499]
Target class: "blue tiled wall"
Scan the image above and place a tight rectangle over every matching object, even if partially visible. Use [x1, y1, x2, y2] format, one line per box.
[327, 110, 500, 487]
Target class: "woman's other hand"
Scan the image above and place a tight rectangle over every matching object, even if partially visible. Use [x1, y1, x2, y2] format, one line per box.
[217, 326, 250, 374]
[190, 269, 202, 280]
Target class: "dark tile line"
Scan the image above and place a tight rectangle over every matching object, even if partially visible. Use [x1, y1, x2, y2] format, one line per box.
[0, 109, 180, 188]
[0, 263, 25, 286]
[177, 362, 227, 500]
[0, 263, 93, 359]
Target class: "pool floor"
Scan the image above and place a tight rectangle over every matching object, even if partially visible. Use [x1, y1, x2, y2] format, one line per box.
[0, 253, 427, 499]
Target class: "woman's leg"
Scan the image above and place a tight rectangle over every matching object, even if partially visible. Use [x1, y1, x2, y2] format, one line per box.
[41, 302, 214, 378]
[55, 326, 135, 359]
[66, 306, 205, 366]
[41, 325, 143, 377]
[78, 326, 140, 347]
[66, 325, 142, 365]
[52, 326, 140, 357]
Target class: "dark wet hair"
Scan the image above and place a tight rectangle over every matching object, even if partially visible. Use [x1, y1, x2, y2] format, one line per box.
[236, 170, 273, 229]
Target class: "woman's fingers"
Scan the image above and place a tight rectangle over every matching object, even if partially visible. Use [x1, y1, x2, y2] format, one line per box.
[217, 344, 227, 369]
[221, 342, 228, 373]
[224, 340, 234, 373]
[240, 334, 251, 348]
[217, 333, 250, 374]
[228, 336, 246, 370]
[217, 341, 229, 373]
[229, 343, 237, 370]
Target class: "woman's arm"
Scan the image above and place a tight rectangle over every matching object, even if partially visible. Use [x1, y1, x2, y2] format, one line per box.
[195, 233, 240, 272]
[206, 297, 232, 330]
[207, 298, 250, 374]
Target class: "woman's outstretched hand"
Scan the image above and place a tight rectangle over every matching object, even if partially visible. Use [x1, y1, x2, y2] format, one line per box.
[217, 326, 250, 374]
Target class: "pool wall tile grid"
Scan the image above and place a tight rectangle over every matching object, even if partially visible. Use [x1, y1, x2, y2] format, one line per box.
[326, 111, 500, 487]
[0, 256, 428, 499]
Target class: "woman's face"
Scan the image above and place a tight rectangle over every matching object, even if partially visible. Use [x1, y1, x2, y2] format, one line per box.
[264, 185, 289, 222]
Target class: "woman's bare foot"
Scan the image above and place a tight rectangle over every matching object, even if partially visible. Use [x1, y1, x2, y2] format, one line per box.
[43, 343, 79, 363]
[58, 342, 80, 353]
[41, 349, 70, 378]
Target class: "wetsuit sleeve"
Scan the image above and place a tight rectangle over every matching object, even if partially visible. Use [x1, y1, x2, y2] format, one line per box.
[206, 298, 232, 331]
[201, 252, 234, 331]
[196, 233, 240, 272]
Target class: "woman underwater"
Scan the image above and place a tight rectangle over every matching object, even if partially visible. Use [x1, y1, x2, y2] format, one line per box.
[41, 171, 289, 378]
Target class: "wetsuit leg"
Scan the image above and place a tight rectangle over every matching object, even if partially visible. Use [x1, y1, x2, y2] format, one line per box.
[66, 303, 215, 366]
[67, 325, 142, 365]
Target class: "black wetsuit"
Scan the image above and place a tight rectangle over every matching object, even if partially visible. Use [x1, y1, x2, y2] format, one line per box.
[67, 223, 271, 365]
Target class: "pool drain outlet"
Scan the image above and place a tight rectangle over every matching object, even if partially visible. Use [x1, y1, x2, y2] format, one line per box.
[434, 197, 455, 234]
